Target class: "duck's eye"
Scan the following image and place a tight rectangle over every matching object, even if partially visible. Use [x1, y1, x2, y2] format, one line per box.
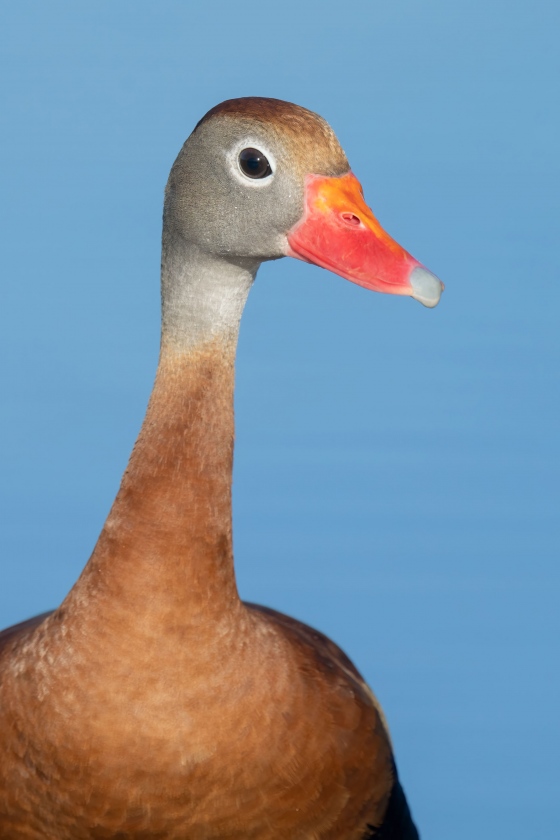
[239, 148, 272, 179]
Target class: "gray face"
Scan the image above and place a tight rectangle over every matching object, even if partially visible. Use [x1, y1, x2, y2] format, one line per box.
[164, 113, 349, 263]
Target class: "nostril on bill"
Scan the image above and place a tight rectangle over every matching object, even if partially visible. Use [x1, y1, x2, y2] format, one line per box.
[341, 212, 361, 227]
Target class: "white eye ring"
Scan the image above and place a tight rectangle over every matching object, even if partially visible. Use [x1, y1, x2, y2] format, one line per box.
[227, 140, 276, 188]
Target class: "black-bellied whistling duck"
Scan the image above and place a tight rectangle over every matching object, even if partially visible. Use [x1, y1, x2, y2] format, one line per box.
[0, 98, 442, 839]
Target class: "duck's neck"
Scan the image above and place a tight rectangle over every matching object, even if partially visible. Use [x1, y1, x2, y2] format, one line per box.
[65, 239, 258, 631]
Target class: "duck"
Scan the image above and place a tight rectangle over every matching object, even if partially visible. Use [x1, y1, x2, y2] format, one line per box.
[0, 97, 442, 839]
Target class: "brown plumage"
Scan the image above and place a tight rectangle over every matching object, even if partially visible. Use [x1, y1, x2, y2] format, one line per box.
[0, 98, 432, 838]
[193, 97, 349, 177]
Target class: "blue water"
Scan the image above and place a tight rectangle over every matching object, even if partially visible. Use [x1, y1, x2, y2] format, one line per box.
[1, 2, 558, 837]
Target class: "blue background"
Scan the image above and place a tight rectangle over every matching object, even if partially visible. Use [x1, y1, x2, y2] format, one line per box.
[1, 2, 558, 836]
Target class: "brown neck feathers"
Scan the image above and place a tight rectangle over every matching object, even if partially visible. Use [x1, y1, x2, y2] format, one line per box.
[63, 337, 240, 632]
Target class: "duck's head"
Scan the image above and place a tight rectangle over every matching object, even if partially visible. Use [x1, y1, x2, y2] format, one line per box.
[164, 97, 443, 308]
